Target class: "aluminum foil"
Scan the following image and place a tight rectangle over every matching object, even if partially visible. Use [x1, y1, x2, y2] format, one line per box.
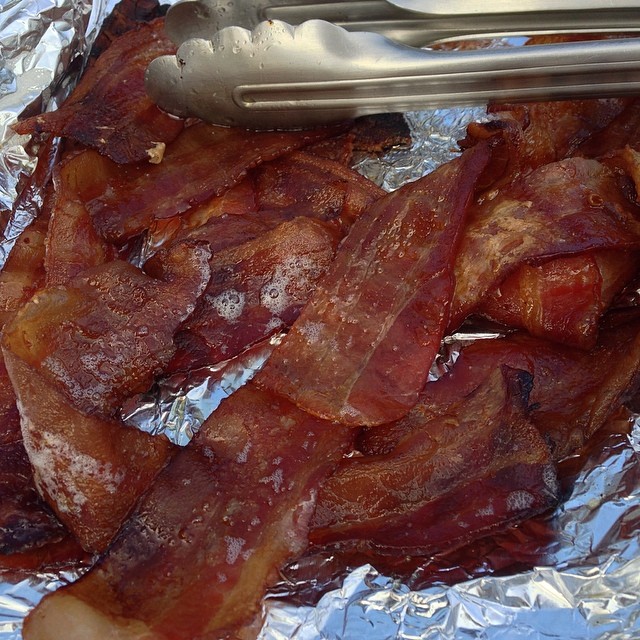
[1, 2, 640, 639]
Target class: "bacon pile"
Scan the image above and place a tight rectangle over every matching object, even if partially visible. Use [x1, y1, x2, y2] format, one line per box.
[4, 4, 640, 639]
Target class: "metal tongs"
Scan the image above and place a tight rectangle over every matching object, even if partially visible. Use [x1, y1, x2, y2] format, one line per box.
[146, 0, 640, 129]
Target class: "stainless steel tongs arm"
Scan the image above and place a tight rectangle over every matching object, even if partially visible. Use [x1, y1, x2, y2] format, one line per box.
[146, 20, 640, 130]
[165, 0, 640, 47]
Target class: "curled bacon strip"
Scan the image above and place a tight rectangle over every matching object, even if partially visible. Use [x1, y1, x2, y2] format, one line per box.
[258, 141, 494, 426]
[478, 249, 638, 349]
[3, 349, 173, 554]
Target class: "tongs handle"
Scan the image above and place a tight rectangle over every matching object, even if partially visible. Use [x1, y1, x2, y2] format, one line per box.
[390, 0, 640, 15]
[146, 20, 640, 130]
[165, 0, 640, 48]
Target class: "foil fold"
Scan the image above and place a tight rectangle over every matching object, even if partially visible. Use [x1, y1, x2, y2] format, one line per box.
[1, 2, 640, 639]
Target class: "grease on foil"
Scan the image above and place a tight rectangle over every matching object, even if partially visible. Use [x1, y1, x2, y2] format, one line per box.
[1, 2, 640, 640]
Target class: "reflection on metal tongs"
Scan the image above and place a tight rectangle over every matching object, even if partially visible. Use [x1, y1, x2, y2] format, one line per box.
[146, 0, 640, 129]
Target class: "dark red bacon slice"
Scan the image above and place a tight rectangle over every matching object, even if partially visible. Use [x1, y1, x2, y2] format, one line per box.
[171, 217, 341, 371]
[478, 249, 638, 349]
[574, 98, 640, 159]
[63, 122, 346, 244]
[14, 19, 183, 164]
[22, 383, 352, 640]
[2, 241, 211, 419]
[310, 368, 558, 553]
[144, 177, 258, 255]
[258, 141, 494, 426]
[449, 157, 640, 329]
[2, 348, 173, 554]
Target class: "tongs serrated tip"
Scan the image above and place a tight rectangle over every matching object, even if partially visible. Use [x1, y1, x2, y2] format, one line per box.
[147, 1, 640, 130]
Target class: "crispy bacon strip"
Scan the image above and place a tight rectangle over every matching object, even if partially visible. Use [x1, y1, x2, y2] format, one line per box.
[449, 157, 640, 329]
[22, 383, 352, 640]
[62, 122, 346, 243]
[310, 368, 558, 552]
[258, 141, 494, 426]
[2, 241, 211, 418]
[171, 217, 341, 371]
[0, 206, 69, 559]
[14, 19, 183, 164]
[3, 349, 173, 554]
[478, 250, 638, 349]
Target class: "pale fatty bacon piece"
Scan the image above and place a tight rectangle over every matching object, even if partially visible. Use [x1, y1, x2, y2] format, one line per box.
[2, 241, 211, 419]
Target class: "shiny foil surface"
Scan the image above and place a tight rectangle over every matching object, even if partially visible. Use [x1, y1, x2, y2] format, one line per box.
[1, 2, 640, 639]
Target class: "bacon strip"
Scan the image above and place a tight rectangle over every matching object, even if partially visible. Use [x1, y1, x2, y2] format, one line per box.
[2, 241, 211, 419]
[3, 349, 173, 554]
[359, 318, 640, 463]
[14, 19, 183, 164]
[171, 217, 341, 371]
[255, 150, 386, 233]
[22, 383, 352, 639]
[258, 141, 494, 426]
[62, 122, 347, 244]
[44, 195, 116, 287]
[478, 250, 638, 349]
[449, 157, 640, 328]
[310, 368, 558, 552]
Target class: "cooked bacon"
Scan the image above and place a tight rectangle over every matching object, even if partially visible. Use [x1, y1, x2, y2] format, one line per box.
[310, 368, 558, 553]
[14, 19, 183, 164]
[304, 113, 411, 165]
[255, 150, 386, 233]
[3, 348, 173, 554]
[2, 241, 211, 419]
[0, 408, 67, 557]
[258, 141, 494, 426]
[63, 122, 347, 244]
[171, 217, 341, 371]
[144, 177, 258, 255]
[0, 212, 47, 328]
[44, 195, 116, 287]
[89, 0, 167, 60]
[0, 199, 68, 558]
[574, 98, 640, 159]
[449, 157, 640, 329]
[482, 98, 629, 171]
[359, 318, 640, 462]
[22, 383, 352, 639]
[478, 249, 639, 349]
